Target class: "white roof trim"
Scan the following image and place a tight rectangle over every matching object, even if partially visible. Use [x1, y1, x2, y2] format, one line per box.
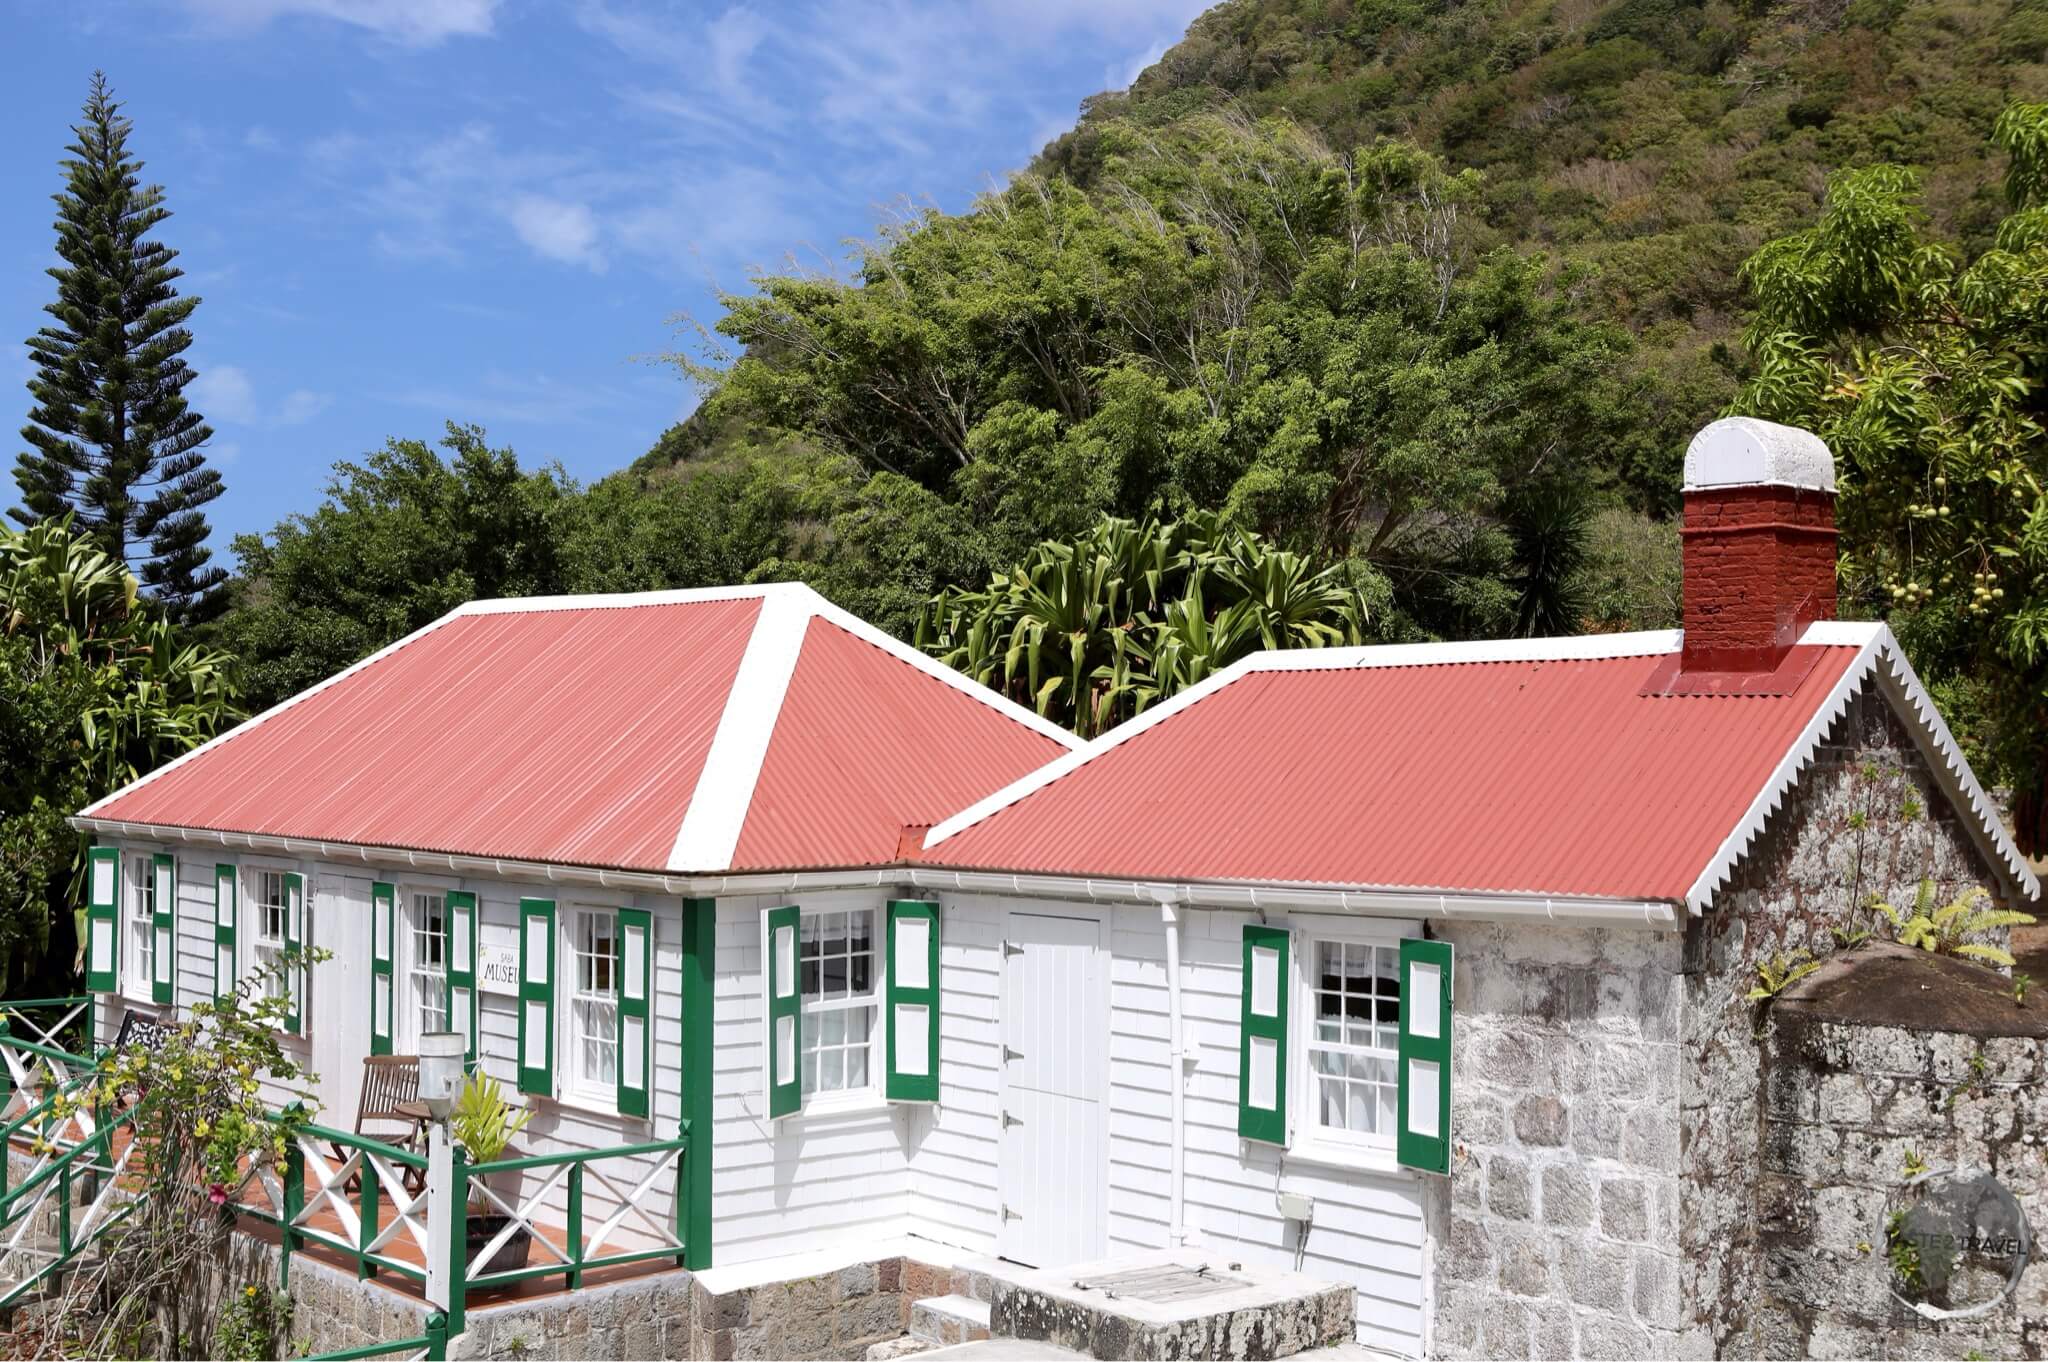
[65, 813, 1679, 928]
[453, 584, 782, 613]
[1683, 624, 2038, 911]
[77, 607, 470, 819]
[927, 628, 1688, 849]
[665, 588, 812, 872]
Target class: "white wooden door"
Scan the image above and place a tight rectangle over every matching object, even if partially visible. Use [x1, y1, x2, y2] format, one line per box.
[997, 910, 1108, 1267]
[313, 874, 375, 1128]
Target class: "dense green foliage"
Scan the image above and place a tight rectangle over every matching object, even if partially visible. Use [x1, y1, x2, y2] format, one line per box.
[0, 516, 238, 988]
[1737, 102, 2048, 848]
[672, 119, 1667, 645]
[1041, 0, 2048, 508]
[916, 512, 1381, 736]
[13, 74, 227, 624]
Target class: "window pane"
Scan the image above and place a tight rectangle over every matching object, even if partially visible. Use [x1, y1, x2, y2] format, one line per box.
[821, 954, 846, 998]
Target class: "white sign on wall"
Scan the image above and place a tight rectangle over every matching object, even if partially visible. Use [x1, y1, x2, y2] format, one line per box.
[478, 940, 520, 996]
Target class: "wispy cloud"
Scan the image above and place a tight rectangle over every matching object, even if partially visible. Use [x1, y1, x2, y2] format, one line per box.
[507, 194, 605, 272]
[192, 364, 332, 428]
[192, 364, 259, 425]
[172, 0, 501, 45]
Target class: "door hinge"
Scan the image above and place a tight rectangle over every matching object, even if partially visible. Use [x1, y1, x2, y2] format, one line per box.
[1002, 940, 1024, 957]
[1002, 1045, 1023, 1063]
[1002, 1204, 1021, 1222]
[1001, 1110, 1021, 1129]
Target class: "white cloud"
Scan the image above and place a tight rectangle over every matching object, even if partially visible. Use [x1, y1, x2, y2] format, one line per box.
[507, 195, 605, 271]
[277, 389, 332, 425]
[191, 366, 332, 428]
[174, 0, 499, 45]
[192, 365, 259, 425]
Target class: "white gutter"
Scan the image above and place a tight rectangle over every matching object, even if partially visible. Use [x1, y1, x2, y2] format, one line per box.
[1161, 901, 1187, 1246]
[68, 816, 1684, 927]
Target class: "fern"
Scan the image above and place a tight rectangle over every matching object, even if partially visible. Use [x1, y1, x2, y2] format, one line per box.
[1748, 949, 1822, 1001]
[1872, 880, 2035, 967]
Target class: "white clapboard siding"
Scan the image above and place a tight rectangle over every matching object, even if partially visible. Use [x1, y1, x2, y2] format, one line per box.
[1126, 904, 1427, 1358]
[708, 891, 913, 1266]
[903, 894, 1005, 1253]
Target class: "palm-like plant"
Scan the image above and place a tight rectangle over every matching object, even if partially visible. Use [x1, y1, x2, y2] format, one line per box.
[919, 512, 1374, 737]
[0, 515, 241, 986]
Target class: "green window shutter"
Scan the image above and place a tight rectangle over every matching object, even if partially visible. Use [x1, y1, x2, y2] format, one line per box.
[1237, 924, 1289, 1145]
[283, 871, 305, 1034]
[214, 865, 237, 1002]
[517, 898, 556, 1096]
[884, 900, 940, 1103]
[151, 854, 176, 1005]
[617, 907, 652, 1118]
[448, 890, 478, 1062]
[86, 846, 119, 993]
[763, 905, 800, 1119]
[1397, 937, 1455, 1175]
[370, 882, 395, 1056]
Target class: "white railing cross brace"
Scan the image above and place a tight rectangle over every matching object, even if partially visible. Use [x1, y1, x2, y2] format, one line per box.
[466, 1163, 571, 1278]
[582, 1158, 680, 1258]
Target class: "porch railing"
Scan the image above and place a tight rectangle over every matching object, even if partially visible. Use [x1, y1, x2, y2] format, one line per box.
[229, 1120, 434, 1288]
[0, 997, 94, 1062]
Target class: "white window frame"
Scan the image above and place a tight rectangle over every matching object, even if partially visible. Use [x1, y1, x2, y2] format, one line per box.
[798, 905, 881, 1111]
[122, 851, 156, 1004]
[240, 861, 298, 1007]
[402, 886, 451, 1051]
[1288, 916, 1420, 1172]
[563, 906, 620, 1109]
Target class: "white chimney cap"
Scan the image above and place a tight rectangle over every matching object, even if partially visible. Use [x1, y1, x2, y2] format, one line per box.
[1684, 417, 1835, 493]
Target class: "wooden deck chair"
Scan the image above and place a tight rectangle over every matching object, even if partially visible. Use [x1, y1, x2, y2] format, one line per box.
[339, 1054, 426, 1195]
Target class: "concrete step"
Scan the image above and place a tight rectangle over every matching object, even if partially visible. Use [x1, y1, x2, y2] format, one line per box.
[912, 1294, 993, 1348]
[865, 1337, 938, 1361]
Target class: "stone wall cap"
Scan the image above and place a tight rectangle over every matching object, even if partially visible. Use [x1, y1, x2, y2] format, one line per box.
[1775, 941, 2048, 1038]
[1684, 417, 1837, 493]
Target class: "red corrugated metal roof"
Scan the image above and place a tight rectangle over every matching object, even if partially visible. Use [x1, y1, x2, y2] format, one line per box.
[925, 640, 1868, 902]
[731, 618, 1071, 869]
[85, 587, 1076, 875]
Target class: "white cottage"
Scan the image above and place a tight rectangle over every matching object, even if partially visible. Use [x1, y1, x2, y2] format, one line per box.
[67, 421, 2042, 1360]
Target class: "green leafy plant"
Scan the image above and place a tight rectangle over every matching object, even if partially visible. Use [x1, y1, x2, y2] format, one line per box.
[1887, 1209, 1923, 1294]
[451, 1068, 533, 1167]
[1831, 924, 1873, 950]
[1903, 1149, 1931, 1179]
[213, 1284, 291, 1362]
[1746, 949, 1822, 1001]
[1870, 880, 2037, 967]
[2015, 973, 2033, 1007]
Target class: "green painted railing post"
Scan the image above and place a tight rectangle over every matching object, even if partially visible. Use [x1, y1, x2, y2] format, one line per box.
[566, 1161, 584, 1290]
[281, 1141, 304, 1291]
[425, 1310, 449, 1362]
[445, 1146, 466, 1341]
[359, 1160, 380, 1280]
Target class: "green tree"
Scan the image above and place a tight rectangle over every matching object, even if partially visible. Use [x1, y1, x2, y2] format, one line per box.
[679, 118, 1643, 641]
[917, 511, 1386, 737]
[1736, 101, 2048, 852]
[12, 73, 227, 624]
[222, 424, 576, 711]
[0, 515, 238, 989]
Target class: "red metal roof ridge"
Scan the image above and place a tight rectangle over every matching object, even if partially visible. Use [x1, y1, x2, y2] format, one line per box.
[924, 624, 1882, 855]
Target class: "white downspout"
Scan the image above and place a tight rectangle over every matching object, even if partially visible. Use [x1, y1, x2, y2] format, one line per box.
[1162, 902, 1186, 1246]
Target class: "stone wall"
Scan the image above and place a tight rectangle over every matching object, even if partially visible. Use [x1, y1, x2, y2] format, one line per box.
[1430, 920, 1687, 1360]
[1677, 682, 2018, 1359]
[1755, 965, 2048, 1358]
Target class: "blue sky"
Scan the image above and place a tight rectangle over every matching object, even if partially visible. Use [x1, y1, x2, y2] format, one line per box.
[2, 0, 1207, 555]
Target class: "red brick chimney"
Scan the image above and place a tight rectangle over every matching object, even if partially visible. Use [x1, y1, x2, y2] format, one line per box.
[1679, 418, 1838, 675]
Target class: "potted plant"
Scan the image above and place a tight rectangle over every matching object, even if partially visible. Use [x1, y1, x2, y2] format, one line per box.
[451, 1070, 534, 1275]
